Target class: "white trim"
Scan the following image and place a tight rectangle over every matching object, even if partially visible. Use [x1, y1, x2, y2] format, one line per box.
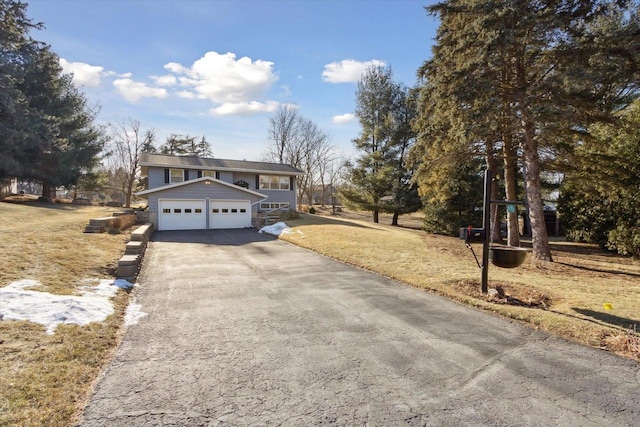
[170, 168, 184, 184]
[136, 176, 268, 199]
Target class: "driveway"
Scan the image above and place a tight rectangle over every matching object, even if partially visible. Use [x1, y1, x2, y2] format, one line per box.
[80, 229, 639, 426]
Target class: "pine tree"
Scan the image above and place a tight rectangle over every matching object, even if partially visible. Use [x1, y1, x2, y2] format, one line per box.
[342, 65, 421, 224]
[413, 0, 639, 261]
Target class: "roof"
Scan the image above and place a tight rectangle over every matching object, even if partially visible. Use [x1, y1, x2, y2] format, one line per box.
[139, 153, 304, 175]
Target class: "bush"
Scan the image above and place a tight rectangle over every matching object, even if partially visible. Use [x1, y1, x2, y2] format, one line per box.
[308, 206, 316, 214]
[607, 224, 640, 257]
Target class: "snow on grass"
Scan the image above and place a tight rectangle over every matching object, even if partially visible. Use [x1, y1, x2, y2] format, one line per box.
[0, 278, 135, 334]
[258, 222, 303, 237]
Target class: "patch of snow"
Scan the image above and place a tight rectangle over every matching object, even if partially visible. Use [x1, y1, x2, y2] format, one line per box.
[258, 222, 291, 236]
[124, 300, 147, 326]
[0, 279, 125, 334]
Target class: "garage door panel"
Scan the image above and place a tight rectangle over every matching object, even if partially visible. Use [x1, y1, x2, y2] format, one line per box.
[210, 200, 251, 229]
[159, 199, 206, 230]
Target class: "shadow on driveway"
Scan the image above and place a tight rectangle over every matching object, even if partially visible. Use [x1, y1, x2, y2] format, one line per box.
[150, 228, 275, 246]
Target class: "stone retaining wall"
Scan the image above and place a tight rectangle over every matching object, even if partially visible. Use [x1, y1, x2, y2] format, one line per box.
[115, 223, 153, 282]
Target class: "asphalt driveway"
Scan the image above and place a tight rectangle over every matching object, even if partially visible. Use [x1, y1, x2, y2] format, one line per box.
[80, 229, 639, 426]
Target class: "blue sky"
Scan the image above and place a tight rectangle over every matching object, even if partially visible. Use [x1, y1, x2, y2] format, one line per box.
[26, 0, 439, 160]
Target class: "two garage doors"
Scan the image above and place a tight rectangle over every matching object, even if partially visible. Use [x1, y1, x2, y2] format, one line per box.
[158, 199, 251, 231]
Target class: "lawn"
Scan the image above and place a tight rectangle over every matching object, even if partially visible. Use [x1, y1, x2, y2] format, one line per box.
[0, 201, 131, 427]
[279, 208, 640, 361]
[1, 201, 637, 425]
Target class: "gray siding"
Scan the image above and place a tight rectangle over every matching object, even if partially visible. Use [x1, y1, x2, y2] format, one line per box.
[219, 171, 234, 182]
[148, 167, 231, 189]
[148, 167, 166, 189]
[147, 181, 263, 214]
[144, 167, 298, 211]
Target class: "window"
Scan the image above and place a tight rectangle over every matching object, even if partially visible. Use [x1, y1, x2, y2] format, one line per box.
[259, 175, 290, 190]
[202, 170, 215, 177]
[222, 208, 229, 213]
[170, 169, 184, 183]
[212, 208, 219, 213]
[174, 208, 182, 213]
[185, 209, 192, 213]
[162, 208, 170, 213]
[231, 208, 238, 213]
[240, 208, 246, 213]
[195, 208, 202, 213]
[260, 202, 290, 210]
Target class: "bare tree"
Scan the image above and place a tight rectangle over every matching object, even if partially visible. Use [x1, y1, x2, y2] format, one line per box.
[267, 104, 301, 163]
[106, 118, 155, 207]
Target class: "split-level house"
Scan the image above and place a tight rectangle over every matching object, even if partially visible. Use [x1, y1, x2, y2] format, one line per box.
[137, 153, 304, 230]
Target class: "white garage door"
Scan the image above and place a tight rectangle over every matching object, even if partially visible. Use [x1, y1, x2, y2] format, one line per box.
[210, 200, 251, 229]
[158, 199, 206, 230]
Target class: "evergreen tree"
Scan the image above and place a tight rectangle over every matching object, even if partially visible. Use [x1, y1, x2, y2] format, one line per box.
[159, 134, 212, 157]
[0, 0, 105, 196]
[413, 0, 639, 261]
[559, 99, 640, 256]
[342, 65, 420, 224]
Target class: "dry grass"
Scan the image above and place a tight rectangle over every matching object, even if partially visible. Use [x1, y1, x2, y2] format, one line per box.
[0, 201, 130, 426]
[283, 208, 640, 361]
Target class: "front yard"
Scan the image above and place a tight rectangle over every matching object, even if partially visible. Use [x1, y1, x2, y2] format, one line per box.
[0, 201, 130, 427]
[1, 202, 637, 426]
[279, 210, 640, 361]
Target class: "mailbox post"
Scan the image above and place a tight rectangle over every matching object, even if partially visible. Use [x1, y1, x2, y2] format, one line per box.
[460, 169, 527, 294]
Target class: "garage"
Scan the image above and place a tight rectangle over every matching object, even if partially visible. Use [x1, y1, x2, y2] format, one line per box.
[158, 199, 206, 231]
[210, 200, 251, 229]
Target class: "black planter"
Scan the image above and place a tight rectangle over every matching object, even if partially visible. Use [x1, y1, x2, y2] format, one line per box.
[490, 246, 528, 268]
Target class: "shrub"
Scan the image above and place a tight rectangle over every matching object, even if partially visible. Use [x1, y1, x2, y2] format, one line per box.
[309, 206, 316, 214]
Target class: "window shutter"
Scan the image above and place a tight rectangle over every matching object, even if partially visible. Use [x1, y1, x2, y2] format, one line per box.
[164, 169, 169, 183]
[290, 176, 294, 191]
[197, 170, 202, 178]
[256, 175, 259, 189]
[215, 171, 220, 180]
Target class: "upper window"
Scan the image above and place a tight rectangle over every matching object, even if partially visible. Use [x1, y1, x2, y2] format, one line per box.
[170, 169, 184, 183]
[259, 175, 290, 191]
[202, 170, 215, 177]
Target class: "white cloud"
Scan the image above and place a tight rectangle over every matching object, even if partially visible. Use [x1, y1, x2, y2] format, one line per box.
[211, 101, 279, 116]
[176, 90, 197, 99]
[164, 51, 278, 113]
[152, 74, 178, 86]
[332, 113, 356, 124]
[322, 59, 386, 83]
[113, 78, 168, 102]
[59, 58, 104, 87]
[164, 62, 186, 74]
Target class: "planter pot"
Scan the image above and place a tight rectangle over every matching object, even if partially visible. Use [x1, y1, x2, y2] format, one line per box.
[490, 246, 528, 268]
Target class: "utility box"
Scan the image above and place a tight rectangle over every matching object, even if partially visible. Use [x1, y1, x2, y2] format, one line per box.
[459, 227, 485, 243]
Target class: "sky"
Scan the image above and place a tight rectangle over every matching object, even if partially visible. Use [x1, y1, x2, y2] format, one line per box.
[26, 0, 439, 161]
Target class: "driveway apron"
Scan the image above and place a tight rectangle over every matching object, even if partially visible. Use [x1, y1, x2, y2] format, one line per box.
[79, 229, 640, 426]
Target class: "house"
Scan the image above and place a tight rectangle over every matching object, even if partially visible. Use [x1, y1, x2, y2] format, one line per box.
[311, 184, 340, 206]
[136, 153, 304, 231]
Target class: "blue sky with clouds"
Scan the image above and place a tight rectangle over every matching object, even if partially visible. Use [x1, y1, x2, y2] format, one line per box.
[26, 0, 439, 160]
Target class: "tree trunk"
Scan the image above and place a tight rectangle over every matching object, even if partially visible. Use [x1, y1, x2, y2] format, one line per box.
[503, 132, 520, 247]
[391, 212, 399, 226]
[521, 118, 553, 262]
[487, 152, 502, 243]
[41, 182, 56, 200]
[373, 210, 379, 223]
